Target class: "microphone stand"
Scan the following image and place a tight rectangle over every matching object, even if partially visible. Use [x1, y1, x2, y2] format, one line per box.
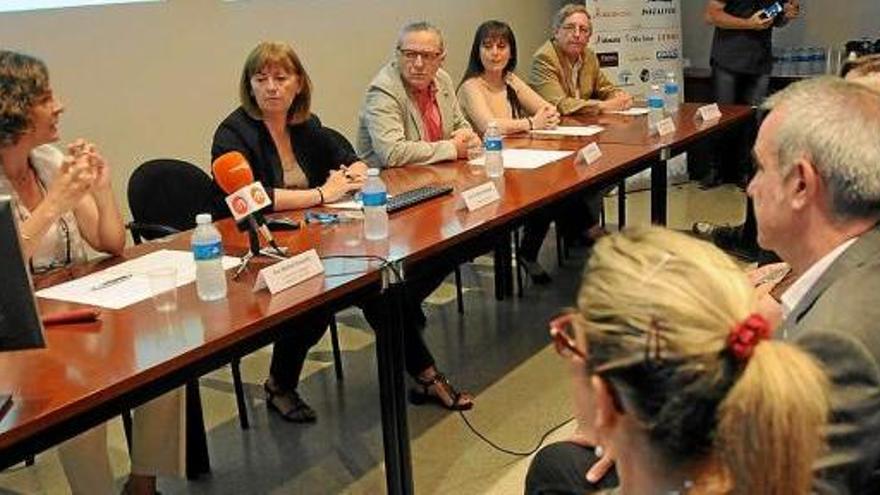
[233, 217, 287, 280]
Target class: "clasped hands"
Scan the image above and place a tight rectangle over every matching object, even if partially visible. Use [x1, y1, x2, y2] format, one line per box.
[48, 139, 111, 213]
[568, 427, 616, 485]
[531, 105, 561, 130]
[322, 161, 368, 203]
[452, 128, 482, 159]
[598, 91, 634, 113]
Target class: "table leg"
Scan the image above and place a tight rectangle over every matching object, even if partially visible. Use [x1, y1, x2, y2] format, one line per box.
[376, 263, 414, 495]
[651, 149, 671, 225]
[185, 380, 211, 480]
[616, 179, 627, 229]
[493, 233, 513, 300]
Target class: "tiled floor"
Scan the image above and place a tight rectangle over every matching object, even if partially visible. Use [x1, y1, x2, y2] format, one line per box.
[0, 182, 747, 494]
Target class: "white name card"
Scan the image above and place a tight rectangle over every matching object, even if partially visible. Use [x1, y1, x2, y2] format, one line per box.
[577, 142, 603, 165]
[461, 181, 501, 211]
[656, 117, 676, 137]
[697, 103, 722, 122]
[253, 249, 324, 294]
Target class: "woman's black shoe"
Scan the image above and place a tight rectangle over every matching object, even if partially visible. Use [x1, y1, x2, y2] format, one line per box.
[264, 380, 317, 423]
[519, 258, 552, 285]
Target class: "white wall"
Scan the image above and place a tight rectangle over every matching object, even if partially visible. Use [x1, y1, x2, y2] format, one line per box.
[0, 0, 565, 217]
[681, 1, 880, 69]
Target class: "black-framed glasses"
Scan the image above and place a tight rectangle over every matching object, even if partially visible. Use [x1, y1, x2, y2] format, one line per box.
[397, 48, 444, 63]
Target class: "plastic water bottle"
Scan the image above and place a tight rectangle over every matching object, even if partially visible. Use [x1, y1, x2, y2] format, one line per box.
[192, 213, 227, 301]
[663, 72, 680, 114]
[484, 121, 504, 178]
[362, 168, 389, 240]
[778, 47, 792, 75]
[771, 46, 782, 76]
[811, 47, 826, 75]
[794, 47, 809, 75]
[647, 85, 664, 133]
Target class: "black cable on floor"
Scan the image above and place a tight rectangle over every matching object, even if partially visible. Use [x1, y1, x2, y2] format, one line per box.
[325, 252, 570, 457]
[457, 411, 573, 457]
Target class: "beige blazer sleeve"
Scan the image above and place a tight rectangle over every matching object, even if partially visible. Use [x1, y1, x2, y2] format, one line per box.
[360, 86, 457, 168]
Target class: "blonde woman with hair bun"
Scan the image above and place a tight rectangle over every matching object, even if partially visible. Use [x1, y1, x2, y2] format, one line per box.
[528, 226, 829, 495]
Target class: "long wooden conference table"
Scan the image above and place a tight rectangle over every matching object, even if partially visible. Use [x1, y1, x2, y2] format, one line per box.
[0, 103, 752, 494]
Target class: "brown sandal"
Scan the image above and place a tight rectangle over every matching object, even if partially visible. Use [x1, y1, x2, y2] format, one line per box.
[408, 373, 473, 411]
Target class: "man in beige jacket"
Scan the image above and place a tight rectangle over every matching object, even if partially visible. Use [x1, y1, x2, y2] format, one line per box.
[357, 21, 479, 168]
[530, 4, 632, 115]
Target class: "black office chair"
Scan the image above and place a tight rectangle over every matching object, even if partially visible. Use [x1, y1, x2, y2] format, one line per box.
[126, 158, 253, 436]
[127, 158, 221, 242]
[126, 159, 345, 433]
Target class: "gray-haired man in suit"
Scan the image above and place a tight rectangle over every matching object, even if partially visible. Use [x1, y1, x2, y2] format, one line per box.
[357, 21, 479, 168]
[749, 76, 880, 494]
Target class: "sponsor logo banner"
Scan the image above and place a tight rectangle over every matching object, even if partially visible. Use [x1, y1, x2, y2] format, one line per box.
[586, 0, 683, 96]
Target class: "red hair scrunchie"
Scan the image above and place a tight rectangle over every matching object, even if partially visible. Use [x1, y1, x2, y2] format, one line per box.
[728, 313, 772, 362]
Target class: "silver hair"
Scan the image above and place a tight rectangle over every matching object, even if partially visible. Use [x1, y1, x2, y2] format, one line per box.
[552, 3, 591, 32]
[762, 76, 880, 220]
[397, 21, 445, 53]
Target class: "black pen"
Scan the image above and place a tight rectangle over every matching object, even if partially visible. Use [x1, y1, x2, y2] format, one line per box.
[90, 274, 132, 291]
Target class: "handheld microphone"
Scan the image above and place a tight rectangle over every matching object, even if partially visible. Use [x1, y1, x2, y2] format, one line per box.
[212, 151, 283, 256]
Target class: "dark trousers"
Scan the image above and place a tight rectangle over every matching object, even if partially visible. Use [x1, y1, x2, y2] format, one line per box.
[270, 311, 334, 391]
[519, 193, 603, 262]
[711, 65, 780, 262]
[712, 65, 770, 106]
[269, 263, 447, 391]
[359, 265, 442, 378]
[525, 441, 619, 495]
[520, 215, 552, 263]
[710, 65, 769, 183]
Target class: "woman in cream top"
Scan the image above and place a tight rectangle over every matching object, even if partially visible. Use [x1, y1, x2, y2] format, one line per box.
[457, 21, 561, 284]
[457, 20, 560, 135]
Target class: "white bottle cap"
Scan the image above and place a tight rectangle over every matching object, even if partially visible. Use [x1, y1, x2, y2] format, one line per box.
[368, 168, 380, 177]
[196, 213, 212, 225]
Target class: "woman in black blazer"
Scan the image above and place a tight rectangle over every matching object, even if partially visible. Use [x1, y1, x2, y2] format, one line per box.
[211, 42, 472, 421]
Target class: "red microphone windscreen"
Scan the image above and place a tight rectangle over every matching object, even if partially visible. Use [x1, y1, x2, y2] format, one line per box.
[212, 151, 254, 193]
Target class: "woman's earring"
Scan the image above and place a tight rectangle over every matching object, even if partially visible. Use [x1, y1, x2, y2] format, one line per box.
[594, 445, 604, 458]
